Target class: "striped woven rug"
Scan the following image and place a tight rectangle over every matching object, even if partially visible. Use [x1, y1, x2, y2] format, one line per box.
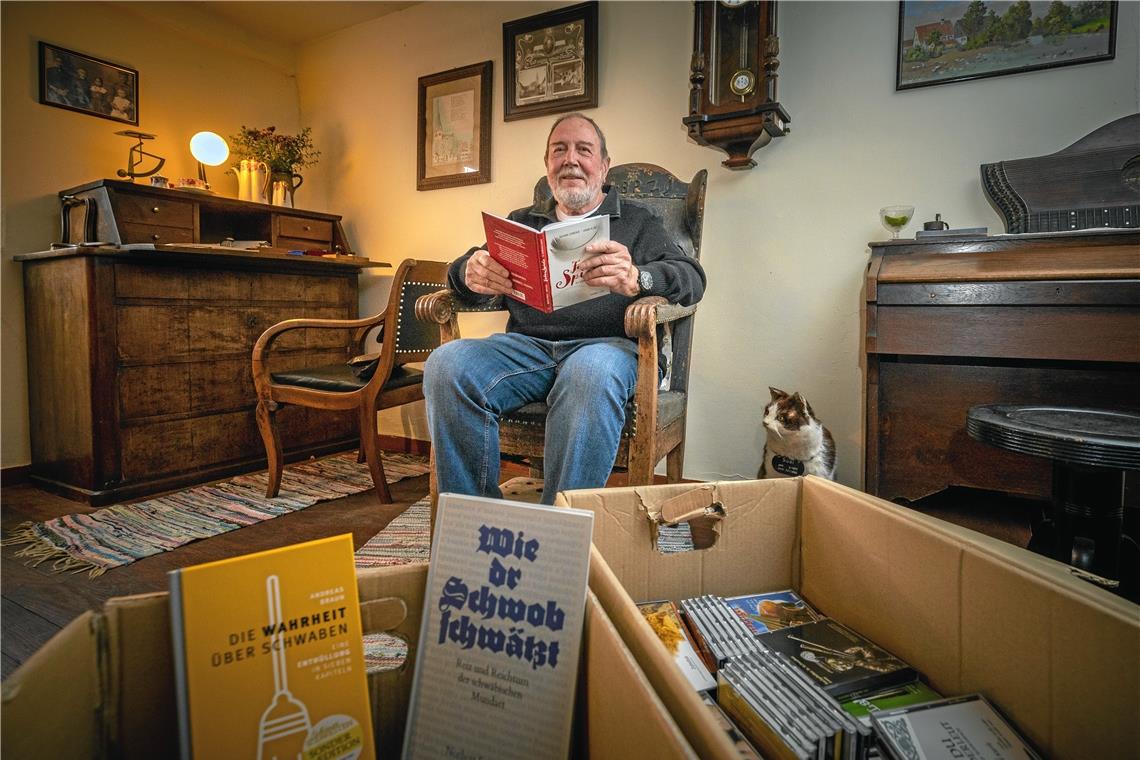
[4, 452, 429, 577]
[354, 496, 431, 672]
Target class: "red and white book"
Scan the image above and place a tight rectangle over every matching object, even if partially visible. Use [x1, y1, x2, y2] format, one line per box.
[481, 211, 610, 313]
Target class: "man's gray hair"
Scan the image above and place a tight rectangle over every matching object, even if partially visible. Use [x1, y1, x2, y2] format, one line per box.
[544, 113, 609, 162]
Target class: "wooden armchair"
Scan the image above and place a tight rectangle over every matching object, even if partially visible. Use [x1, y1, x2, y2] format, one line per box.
[252, 258, 449, 503]
[416, 163, 707, 509]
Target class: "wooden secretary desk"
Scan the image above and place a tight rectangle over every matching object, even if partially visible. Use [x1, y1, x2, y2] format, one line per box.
[16, 181, 388, 505]
[864, 229, 1140, 503]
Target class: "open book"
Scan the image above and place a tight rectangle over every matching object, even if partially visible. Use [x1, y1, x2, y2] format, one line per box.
[482, 211, 610, 313]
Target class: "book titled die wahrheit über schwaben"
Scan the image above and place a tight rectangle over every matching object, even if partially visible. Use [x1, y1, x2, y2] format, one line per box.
[401, 493, 594, 760]
[168, 534, 374, 760]
[482, 211, 610, 313]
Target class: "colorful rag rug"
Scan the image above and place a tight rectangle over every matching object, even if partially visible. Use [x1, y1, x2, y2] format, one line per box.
[4, 452, 429, 578]
[354, 496, 431, 673]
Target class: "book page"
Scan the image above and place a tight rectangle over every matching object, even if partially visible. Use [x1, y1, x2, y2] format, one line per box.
[402, 494, 594, 760]
[542, 215, 610, 310]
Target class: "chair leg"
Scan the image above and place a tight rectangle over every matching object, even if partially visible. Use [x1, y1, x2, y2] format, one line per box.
[360, 406, 392, 504]
[528, 457, 544, 479]
[666, 445, 685, 483]
[428, 444, 440, 546]
[626, 438, 655, 486]
[255, 400, 284, 498]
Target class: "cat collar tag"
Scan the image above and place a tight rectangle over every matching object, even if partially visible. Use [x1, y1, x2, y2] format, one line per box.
[772, 455, 804, 476]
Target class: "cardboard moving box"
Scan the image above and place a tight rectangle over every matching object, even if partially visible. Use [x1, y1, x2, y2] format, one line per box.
[558, 476, 1140, 760]
[1, 563, 699, 759]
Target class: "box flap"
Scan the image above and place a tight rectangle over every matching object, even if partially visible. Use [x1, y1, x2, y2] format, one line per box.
[560, 480, 801, 604]
[104, 592, 178, 758]
[580, 590, 696, 759]
[1, 611, 103, 759]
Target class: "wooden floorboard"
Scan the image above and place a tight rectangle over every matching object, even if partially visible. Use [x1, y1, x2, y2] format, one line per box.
[1, 457, 1033, 681]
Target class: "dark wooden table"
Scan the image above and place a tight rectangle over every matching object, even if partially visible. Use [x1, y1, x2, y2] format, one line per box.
[968, 404, 1140, 598]
[864, 229, 1140, 503]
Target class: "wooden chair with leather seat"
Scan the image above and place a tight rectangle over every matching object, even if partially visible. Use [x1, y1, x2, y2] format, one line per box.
[252, 258, 449, 503]
[416, 163, 707, 517]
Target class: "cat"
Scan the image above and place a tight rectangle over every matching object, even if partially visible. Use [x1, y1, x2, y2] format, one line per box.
[758, 387, 837, 480]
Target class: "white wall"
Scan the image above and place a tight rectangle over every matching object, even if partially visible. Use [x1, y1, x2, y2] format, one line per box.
[1, 1, 304, 468]
[297, 0, 1138, 488]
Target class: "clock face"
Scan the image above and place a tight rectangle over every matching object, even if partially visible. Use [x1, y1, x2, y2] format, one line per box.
[730, 68, 755, 96]
[719, 0, 748, 6]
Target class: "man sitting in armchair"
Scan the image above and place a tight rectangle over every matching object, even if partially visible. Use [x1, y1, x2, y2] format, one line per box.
[423, 113, 706, 504]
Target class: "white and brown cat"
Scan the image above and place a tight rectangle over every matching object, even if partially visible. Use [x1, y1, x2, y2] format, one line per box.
[758, 387, 837, 480]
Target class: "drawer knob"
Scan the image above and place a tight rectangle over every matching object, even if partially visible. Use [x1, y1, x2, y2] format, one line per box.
[152, 206, 160, 214]
[151, 233, 161, 241]
[303, 225, 311, 231]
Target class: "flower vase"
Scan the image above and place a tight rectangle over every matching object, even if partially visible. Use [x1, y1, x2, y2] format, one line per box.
[270, 171, 303, 208]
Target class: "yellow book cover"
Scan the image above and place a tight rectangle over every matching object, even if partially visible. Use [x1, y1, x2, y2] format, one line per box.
[169, 534, 375, 760]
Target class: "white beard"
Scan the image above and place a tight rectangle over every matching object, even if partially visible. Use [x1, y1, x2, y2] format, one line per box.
[552, 173, 602, 213]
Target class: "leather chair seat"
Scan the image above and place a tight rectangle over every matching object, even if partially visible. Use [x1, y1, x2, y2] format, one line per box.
[271, 364, 423, 394]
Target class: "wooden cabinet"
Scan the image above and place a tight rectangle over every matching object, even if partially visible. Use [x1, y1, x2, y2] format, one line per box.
[59, 179, 351, 252]
[19, 187, 385, 504]
[864, 230, 1140, 502]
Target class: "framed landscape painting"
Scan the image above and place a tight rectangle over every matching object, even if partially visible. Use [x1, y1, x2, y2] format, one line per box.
[39, 41, 139, 125]
[417, 60, 492, 191]
[503, 1, 598, 122]
[897, 1, 1117, 90]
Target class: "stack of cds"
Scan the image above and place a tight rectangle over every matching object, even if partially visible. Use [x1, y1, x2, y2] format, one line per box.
[679, 595, 762, 665]
[719, 648, 872, 760]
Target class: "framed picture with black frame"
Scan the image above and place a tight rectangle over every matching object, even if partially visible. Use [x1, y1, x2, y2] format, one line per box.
[38, 41, 139, 125]
[417, 60, 493, 191]
[503, 1, 598, 122]
[896, 1, 1117, 91]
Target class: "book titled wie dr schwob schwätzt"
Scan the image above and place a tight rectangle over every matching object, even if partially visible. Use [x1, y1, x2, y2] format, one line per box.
[482, 211, 610, 313]
[169, 534, 374, 760]
[401, 493, 594, 760]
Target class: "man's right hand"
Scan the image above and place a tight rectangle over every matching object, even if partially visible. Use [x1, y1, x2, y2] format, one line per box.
[463, 249, 515, 296]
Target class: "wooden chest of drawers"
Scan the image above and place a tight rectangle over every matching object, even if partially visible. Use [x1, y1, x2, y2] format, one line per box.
[16, 245, 380, 505]
[864, 230, 1140, 503]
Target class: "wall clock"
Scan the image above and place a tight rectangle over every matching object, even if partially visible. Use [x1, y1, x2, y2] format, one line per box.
[683, 0, 790, 170]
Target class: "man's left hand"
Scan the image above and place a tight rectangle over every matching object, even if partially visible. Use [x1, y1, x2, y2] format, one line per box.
[579, 240, 640, 297]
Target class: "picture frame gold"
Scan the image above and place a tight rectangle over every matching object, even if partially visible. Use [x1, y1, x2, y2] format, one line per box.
[503, 1, 598, 122]
[417, 60, 492, 191]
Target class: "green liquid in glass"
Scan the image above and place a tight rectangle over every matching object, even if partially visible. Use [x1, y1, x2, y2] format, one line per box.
[883, 214, 910, 227]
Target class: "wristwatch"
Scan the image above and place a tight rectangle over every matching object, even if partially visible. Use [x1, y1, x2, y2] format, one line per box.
[638, 268, 654, 294]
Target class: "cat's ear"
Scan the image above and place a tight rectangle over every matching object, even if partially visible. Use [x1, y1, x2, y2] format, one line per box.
[769, 386, 787, 399]
[791, 391, 808, 410]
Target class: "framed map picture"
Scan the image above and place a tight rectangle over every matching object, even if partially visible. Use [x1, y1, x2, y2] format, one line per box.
[503, 1, 598, 122]
[897, 1, 1117, 90]
[417, 60, 492, 191]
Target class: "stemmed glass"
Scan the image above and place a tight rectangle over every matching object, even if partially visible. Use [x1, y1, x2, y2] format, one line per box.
[879, 205, 915, 240]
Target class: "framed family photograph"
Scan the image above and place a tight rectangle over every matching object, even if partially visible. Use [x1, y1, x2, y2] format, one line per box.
[502, 1, 598, 122]
[39, 41, 139, 125]
[897, 0, 1117, 91]
[417, 60, 492, 191]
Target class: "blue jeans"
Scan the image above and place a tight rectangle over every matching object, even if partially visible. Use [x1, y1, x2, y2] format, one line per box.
[423, 333, 639, 505]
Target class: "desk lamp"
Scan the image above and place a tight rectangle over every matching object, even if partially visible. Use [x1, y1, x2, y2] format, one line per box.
[189, 131, 229, 189]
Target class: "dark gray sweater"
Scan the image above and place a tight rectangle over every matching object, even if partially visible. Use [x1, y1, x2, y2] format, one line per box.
[447, 185, 706, 343]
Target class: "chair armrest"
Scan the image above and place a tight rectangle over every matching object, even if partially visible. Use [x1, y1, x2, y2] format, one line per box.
[415, 289, 506, 343]
[624, 297, 699, 339]
[252, 313, 387, 365]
